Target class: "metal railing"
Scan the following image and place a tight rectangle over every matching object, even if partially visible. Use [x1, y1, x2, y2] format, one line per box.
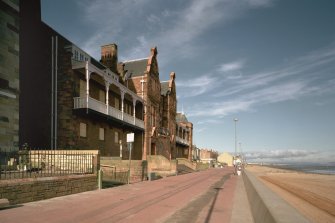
[74, 96, 144, 129]
[176, 136, 190, 146]
[0, 148, 97, 180]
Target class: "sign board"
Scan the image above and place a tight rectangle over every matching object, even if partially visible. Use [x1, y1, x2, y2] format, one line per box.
[127, 133, 134, 143]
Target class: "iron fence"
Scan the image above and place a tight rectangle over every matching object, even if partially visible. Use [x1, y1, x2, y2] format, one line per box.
[0, 148, 96, 180]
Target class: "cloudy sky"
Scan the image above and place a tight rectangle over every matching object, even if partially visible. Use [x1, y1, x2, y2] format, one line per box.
[41, 0, 335, 163]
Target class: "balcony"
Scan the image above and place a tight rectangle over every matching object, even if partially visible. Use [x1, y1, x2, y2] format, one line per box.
[176, 136, 189, 146]
[73, 97, 144, 130]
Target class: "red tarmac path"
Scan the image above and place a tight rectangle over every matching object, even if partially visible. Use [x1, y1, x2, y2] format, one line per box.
[0, 168, 253, 223]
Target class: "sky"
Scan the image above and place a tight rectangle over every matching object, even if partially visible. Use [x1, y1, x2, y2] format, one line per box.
[41, 0, 335, 164]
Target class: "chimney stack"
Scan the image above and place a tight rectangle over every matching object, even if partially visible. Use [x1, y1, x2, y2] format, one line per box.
[100, 43, 118, 73]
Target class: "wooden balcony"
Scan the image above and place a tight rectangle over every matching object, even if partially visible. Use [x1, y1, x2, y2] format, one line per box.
[73, 97, 144, 129]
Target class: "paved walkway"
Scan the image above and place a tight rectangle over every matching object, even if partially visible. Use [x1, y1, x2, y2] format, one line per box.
[0, 168, 253, 223]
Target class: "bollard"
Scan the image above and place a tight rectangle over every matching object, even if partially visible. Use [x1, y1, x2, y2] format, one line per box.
[98, 169, 103, 189]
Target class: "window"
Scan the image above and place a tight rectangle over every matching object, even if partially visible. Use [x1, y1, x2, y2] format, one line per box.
[99, 128, 105, 141]
[80, 123, 87, 137]
[114, 131, 119, 143]
[74, 50, 79, 60]
[184, 149, 188, 155]
[80, 53, 84, 61]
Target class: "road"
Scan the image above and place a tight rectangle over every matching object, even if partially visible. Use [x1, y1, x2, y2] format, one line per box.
[0, 168, 251, 223]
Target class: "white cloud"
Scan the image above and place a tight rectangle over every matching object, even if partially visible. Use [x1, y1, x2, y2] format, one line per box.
[185, 45, 335, 117]
[218, 60, 245, 72]
[177, 75, 220, 97]
[76, 0, 276, 62]
[245, 149, 335, 164]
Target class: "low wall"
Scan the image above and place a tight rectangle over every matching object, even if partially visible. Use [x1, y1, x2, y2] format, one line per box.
[176, 158, 197, 171]
[243, 170, 309, 223]
[0, 174, 97, 205]
[100, 158, 147, 183]
[147, 155, 177, 178]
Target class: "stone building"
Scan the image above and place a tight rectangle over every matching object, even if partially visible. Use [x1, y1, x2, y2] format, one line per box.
[160, 72, 177, 159]
[19, 1, 144, 159]
[217, 152, 233, 166]
[17, 0, 195, 162]
[0, 0, 20, 151]
[199, 148, 219, 164]
[175, 113, 193, 159]
[117, 47, 178, 160]
[192, 145, 201, 162]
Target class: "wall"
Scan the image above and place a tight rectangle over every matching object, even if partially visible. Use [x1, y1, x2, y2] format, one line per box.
[100, 158, 147, 183]
[243, 170, 309, 223]
[0, 0, 20, 151]
[217, 152, 233, 166]
[176, 158, 197, 171]
[0, 175, 97, 205]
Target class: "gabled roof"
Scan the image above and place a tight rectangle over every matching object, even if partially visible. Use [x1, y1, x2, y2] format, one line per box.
[176, 113, 188, 123]
[160, 81, 169, 96]
[123, 58, 148, 77]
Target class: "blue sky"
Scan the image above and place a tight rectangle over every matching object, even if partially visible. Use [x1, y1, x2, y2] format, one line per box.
[41, 0, 335, 163]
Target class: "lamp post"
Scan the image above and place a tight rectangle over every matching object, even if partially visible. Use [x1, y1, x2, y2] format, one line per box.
[234, 118, 238, 157]
[127, 133, 134, 184]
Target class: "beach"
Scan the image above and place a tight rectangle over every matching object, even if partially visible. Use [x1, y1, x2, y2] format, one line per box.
[246, 165, 335, 223]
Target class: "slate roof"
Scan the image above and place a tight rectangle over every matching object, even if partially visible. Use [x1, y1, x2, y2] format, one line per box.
[123, 58, 148, 77]
[176, 112, 188, 123]
[161, 81, 169, 96]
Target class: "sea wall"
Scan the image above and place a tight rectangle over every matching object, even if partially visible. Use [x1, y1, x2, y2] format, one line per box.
[242, 170, 309, 223]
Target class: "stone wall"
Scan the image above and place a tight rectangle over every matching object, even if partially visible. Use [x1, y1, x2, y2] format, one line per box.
[0, 174, 97, 205]
[0, 0, 20, 151]
[243, 170, 309, 223]
[147, 155, 177, 178]
[100, 158, 147, 183]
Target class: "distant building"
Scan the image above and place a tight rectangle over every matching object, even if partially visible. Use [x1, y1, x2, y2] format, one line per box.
[0, 0, 20, 151]
[175, 113, 193, 160]
[217, 152, 234, 166]
[192, 145, 201, 162]
[199, 148, 218, 164]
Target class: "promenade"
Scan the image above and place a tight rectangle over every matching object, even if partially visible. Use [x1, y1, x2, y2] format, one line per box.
[0, 168, 253, 223]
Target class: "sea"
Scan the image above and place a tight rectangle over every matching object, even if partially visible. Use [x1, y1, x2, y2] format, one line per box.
[268, 163, 335, 175]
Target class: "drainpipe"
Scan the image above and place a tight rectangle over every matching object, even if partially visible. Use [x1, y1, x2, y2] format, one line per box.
[85, 61, 90, 113]
[51, 36, 54, 149]
[55, 36, 58, 149]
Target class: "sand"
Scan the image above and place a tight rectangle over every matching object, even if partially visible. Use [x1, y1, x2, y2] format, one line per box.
[246, 165, 335, 223]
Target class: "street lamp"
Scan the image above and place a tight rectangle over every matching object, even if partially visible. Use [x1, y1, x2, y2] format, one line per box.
[234, 118, 238, 157]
